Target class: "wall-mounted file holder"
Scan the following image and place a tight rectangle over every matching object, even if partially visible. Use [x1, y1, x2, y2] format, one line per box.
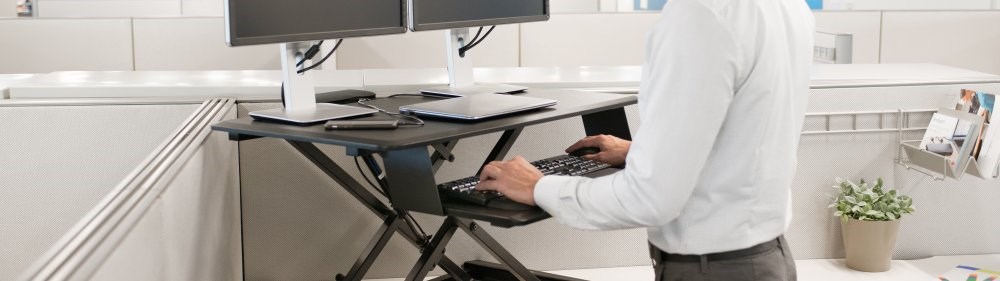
[898, 140, 987, 181]
[799, 108, 999, 181]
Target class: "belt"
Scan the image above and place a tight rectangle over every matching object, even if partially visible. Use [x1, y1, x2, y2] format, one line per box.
[651, 238, 780, 263]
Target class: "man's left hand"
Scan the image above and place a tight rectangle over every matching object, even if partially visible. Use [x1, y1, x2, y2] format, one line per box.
[476, 156, 543, 206]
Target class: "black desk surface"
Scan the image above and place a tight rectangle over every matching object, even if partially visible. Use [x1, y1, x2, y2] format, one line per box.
[211, 89, 636, 226]
[212, 89, 637, 152]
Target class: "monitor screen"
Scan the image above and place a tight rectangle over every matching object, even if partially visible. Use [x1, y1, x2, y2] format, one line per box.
[226, 0, 407, 46]
[409, 0, 549, 31]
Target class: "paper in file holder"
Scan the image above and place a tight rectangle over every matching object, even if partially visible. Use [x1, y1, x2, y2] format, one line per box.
[898, 141, 993, 181]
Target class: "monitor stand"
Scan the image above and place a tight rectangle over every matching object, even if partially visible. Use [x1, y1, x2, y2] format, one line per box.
[249, 42, 373, 124]
[419, 28, 527, 98]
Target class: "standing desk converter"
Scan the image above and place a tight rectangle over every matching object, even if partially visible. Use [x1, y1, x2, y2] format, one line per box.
[212, 89, 637, 281]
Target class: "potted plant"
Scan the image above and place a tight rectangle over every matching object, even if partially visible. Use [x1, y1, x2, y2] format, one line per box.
[828, 177, 916, 272]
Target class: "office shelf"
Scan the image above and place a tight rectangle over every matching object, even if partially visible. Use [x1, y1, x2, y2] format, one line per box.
[898, 140, 990, 181]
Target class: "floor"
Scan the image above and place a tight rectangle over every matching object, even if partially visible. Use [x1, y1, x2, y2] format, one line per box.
[365, 255, 1000, 280]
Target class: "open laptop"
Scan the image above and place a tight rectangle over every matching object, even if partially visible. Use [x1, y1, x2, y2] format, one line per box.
[399, 94, 557, 121]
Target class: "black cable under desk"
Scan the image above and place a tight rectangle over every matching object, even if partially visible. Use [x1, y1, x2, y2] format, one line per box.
[213, 88, 636, 281]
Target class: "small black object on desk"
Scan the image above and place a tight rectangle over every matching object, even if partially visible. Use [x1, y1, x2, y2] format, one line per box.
[317, 89, 376, 104]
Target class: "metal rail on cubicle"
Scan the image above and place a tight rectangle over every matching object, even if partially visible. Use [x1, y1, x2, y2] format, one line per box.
[801, 109, 1000, 181]
[18, 98, 236, 281]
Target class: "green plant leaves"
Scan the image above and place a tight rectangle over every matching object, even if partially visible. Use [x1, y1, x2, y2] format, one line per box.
[827, 177, 915, 221]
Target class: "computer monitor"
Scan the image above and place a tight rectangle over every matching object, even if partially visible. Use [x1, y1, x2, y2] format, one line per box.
[224, 0, 407, 124]
[408, 0, 549, 96]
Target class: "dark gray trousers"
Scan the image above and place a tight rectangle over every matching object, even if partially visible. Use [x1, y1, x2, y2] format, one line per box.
[651, 236, 797, 281]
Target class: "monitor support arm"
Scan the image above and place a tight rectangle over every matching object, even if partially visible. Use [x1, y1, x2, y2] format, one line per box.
[247, 41, 357, 124]
[446, 28, 475, 88]
[281, 42, 319, 111]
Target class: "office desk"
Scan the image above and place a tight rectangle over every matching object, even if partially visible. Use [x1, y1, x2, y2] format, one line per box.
[213, 89, 637, 281]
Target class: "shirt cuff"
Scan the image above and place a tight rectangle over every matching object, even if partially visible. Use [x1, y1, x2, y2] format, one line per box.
[534, 175, 569, 216]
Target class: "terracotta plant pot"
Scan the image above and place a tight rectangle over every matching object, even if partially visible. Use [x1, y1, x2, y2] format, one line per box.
[841, 218, 901, 272]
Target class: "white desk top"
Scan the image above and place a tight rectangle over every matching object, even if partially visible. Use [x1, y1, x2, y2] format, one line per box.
[0, 74, 36, 99]
[811, 64, 1000, 88]
[6, 64, 999, 99]
[7, 70, 363, 99]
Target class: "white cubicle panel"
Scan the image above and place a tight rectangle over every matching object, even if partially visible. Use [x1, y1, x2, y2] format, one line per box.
[823, 0, 993, 10]
[336, 25, 519, 70]
[180, 0, 222, 16]
[0, 102, 199, 280]
[520, 13, 660, 67]
[814, 11, 882, 64]
[2, 0, 14, 17]
[132, 17, 281, 71]
[881, 11, 1000, 75]
[89, 107, 241, 281]
[550, 0, 601, 13]
[35, 0, 180, 17]
[0, 18, 134, 73]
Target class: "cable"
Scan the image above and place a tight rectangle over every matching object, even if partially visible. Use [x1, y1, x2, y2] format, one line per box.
[459, 25, 495, 57]
[467, 27, 484, 49]
[295, 40, 324, 67]
[385, 93, 449, 99]
[355, 157, 387, 197]
[356, 98, 426, 127]
[354, 156, 430, 240]
[297, 39, 343, 74]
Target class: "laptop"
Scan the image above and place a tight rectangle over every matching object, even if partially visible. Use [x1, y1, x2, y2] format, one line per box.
[249, 103, 377, 124]
[399, 94, 557, 121]
[420, 84, 528, 98]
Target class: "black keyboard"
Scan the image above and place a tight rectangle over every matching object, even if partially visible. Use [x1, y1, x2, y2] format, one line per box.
[438, 155, 612, 209]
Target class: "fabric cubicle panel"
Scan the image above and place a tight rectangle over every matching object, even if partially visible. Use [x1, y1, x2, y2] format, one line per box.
[132, 17, 281, 71]
[34, 0, 181, 17]
[550, 0, 601, 13]
[0, 103, 198, 280]
[519, 13, 661, 67]
[336, 25, 520, 70]
[236, 102, 645, 280]
[880, 11, 1000, 76]
[0, 18, 134, 74]
[813, 11, 882, 64]
[88, 105, 241, 281]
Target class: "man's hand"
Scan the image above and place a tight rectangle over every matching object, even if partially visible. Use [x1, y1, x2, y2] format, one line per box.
[476, 156, 543, 206]
[566, 134, 631, 166]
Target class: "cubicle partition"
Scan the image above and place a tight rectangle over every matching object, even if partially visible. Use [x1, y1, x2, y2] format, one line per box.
[0, 99, 201, 280]
[13, 98, 241, 281]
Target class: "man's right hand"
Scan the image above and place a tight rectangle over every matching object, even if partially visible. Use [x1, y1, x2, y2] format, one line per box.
[566, 134, 631, 166]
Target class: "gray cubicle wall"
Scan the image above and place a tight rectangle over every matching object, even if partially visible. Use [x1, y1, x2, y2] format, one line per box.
[0, 101, 198, 280]
[238, 83, 1000, 279]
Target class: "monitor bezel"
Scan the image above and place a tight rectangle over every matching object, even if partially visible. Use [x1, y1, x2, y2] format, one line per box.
[225, 0, 409, 47]
[407, 0, 550, 32]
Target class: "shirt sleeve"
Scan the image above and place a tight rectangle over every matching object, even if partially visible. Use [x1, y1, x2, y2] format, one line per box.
[533, 2, 741, 231]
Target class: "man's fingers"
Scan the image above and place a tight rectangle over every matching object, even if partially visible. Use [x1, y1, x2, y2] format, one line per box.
[566, 136, 602, 153]
[476, 179, 500, 191]
[482, 164, 504, 179]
